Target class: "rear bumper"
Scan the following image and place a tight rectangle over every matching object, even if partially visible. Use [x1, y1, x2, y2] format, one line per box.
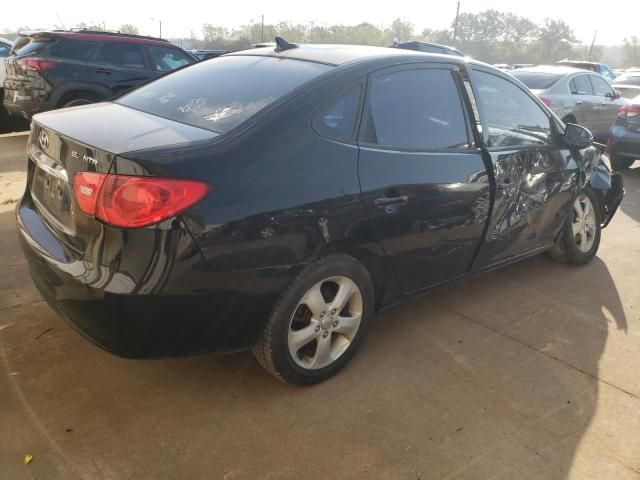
[610, 125, 640, 160]
[17, 193, 301, 358]
[2, 98, 48, 118]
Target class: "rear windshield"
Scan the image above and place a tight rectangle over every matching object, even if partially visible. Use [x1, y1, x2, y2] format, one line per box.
[116, 55, 332, 133]
[511, 71, 562, 90]
[11, 35, 54, 56]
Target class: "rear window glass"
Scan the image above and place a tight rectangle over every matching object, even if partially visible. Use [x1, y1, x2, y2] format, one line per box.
[511, 72, 562, 90]
[11, 36, 54, 56]
[48, 40, 95, 60]
[117, 55, 332, 133]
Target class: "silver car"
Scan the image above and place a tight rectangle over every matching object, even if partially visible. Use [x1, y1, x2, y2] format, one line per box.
[511, 66, 629, 141]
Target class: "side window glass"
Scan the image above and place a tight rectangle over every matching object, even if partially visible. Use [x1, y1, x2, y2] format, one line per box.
[0, 43, 10, 57]
[313, 85, 361, 142]
[590, 75, 613, 96]
[148, 46, 193, 72]
[473, 70, 552, 148]
[96, 42, 146, 69]
[572, 75, 593, 95]
[362, 68, 469, 150]
[48, 41, 94, 60]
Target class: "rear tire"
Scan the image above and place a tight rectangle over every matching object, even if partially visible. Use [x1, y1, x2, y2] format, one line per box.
[610, 155, 635, 170]
[253, 254, 375, 385]
[62, 98, 95, 108]
[549, 187, 601, 265]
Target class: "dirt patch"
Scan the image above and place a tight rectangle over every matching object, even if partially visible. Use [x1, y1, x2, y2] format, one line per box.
[0, 171, 26, 213]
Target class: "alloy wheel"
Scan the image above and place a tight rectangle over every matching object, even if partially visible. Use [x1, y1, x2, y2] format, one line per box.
[572, 193, 597, 253]
[288, 276, 363, 369]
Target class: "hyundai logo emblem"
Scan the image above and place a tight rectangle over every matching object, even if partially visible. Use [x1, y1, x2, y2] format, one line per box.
[38, 130, 49, 150]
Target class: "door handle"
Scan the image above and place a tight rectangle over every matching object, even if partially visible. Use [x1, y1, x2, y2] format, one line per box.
[95, 69, 112, 75]
[374, 196, 408, 207]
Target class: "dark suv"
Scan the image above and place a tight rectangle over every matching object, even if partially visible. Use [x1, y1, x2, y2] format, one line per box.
[3, 30, 197, 118]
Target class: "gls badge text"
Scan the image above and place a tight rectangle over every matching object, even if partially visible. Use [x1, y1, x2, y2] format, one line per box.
[71, 150, 98, 167]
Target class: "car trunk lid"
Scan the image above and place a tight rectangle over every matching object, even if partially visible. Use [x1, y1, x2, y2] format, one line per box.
[27, 103, 218, 251]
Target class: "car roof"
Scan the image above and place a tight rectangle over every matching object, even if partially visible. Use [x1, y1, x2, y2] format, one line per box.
[19, 30, 172, 48]
[513, 65, 592, 76]
[557, 60, 603, 66]
[0, 37, 12, 45]
[228, 43, 469, 67]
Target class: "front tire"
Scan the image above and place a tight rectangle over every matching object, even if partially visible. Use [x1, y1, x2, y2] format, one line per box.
[253, 254, 375, 385]
[549, 187, 601, 265]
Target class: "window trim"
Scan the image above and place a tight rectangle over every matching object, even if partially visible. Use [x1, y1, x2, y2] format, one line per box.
[468, 65, 556, 151]
[588, 74, 614, 97]
[357, 63, 475, 153]
[94, 41, 149, 70]
[311, 79, 365, 145]
[568, 73, 594, 96]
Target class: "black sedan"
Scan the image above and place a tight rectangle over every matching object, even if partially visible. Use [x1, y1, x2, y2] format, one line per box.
[609, 96, 640, 170]
[17, 39, 624, 384]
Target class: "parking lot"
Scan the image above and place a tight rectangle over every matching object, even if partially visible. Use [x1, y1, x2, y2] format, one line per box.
[1, 133, 639, 479]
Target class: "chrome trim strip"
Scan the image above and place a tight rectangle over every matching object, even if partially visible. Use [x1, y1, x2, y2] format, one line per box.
[28, 144, 68, 182]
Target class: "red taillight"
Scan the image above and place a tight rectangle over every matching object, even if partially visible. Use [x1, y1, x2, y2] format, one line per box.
[17, 58, 58, 72]
[74, 173, 210, 228]
[74, 172, 107, 216]
[618, 105, 640, 118]
[538, 96, 552, 107]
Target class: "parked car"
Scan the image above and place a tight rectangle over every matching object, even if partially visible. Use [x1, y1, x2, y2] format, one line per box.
[608, 94, 640, 169]
[613, 72, 640, 100]
[188, 49, 229, 60]
[394, 40, 463, 56]
[0, 38, 12, 98]
[556, 60, 617, 83]
[17, 41, 623, 384]
[511, 65, 629, 141]
[3, 30, 197, 118]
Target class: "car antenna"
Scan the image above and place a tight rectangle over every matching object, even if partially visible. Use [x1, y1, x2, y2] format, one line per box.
[274, 36, 298, 52]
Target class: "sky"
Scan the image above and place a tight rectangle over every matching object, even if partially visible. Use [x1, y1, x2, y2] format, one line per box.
[1, 0, 638, 45]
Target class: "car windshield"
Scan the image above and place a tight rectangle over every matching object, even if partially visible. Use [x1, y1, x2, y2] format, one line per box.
[511, 71, 562, 90]
[116, 55, 332, 133]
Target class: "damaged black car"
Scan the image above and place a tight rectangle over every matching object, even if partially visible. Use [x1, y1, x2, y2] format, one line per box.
[17, 40, 624, 384]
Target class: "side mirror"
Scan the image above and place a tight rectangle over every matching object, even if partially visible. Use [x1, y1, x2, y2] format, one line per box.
[564, 123, 593, 149]
[605, 90, 621, 100]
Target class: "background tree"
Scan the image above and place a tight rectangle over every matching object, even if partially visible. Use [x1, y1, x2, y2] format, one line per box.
[119, 24, 139, 35]
[623, 36, 640, 67]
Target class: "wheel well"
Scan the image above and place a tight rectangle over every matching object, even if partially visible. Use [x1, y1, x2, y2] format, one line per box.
[57, 90, 104, 108]
[316, 244, 391, 310]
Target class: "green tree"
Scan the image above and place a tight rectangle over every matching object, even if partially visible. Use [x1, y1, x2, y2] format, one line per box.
[530, 19, 577, 63]
[76, 22, 105, 31]
[119, 24, 139, 35]
[623, 36, 640, 67]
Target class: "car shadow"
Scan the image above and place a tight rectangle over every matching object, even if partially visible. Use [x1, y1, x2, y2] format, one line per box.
[619, 164, 640, 222]
[0, 214, 631, 478]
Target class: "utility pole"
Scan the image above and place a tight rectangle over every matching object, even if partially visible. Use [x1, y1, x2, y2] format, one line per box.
[453, 1, 461, 44]
[588, 29, 597, 60]
[261, 15, 265, 43]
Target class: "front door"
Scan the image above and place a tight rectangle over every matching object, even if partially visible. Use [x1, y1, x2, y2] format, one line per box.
[468, 67, 576, 268]
[358, 64, 491, 294]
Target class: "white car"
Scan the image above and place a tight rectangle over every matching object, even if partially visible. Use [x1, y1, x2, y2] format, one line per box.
[0, 38, 13, 96]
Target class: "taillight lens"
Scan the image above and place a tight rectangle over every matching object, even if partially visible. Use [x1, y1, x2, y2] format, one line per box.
[538, 96, 552, 107]
[618, 105, 640, 118]
[17, 58, 58, 72]
[74, 173, 210, 228]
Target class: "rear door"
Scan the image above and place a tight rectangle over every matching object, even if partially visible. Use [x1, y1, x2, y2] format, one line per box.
[468, 67, 574, 268]
[358, 64, 491, 294]
[90, 42, 154, 98]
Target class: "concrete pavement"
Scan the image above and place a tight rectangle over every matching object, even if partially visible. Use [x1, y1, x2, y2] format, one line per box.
[1, 135, 639, 479]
